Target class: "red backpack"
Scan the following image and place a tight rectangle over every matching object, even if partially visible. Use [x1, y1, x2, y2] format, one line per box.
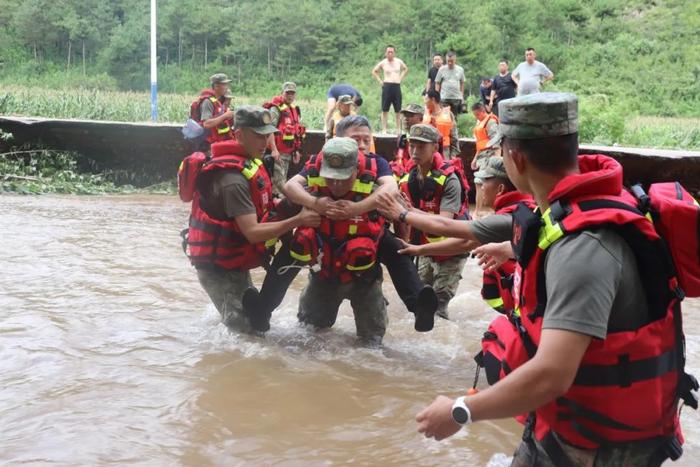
[632, 182, 700, 297]
[177, 152, 209, 202]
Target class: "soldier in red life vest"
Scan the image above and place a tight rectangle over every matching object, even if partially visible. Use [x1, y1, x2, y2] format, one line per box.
[185, 105, 320, 333]
[292, 137, 388, 346]
[378, 93, 696, 466]
[397, 124, 470, 320]
[263, 81, 306, 198]
[191, 73, 235, 149]
[393, 103, 424, 178]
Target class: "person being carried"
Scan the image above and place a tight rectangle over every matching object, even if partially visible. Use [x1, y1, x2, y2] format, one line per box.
[242, 115, 438, 334]
[263, 81, 306, 197]
[292, 137, 388, 346]
[397, 124, 470, 320]
[182, 105, 320, 333]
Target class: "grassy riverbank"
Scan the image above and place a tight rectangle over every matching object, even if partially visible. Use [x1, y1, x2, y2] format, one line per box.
[2, 85, 699, 151]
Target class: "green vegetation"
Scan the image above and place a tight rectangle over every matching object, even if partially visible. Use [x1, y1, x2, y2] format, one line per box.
[0, 0, 699, 149]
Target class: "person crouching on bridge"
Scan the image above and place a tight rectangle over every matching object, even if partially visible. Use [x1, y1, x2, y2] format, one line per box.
[291, 138, 388, 346]
[184, 106, 320, 333]
[398, 124, 470, 320]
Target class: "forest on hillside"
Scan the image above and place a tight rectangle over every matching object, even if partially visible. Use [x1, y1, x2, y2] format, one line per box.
[0, 0, 698, 115]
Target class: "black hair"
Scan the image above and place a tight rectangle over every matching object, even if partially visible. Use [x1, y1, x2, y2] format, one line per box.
[386, 45, 395, 50]
[504, 133, 579, 173]
[335, 115, 372, 136]
[354, 96, 363, 107]
[471, 102, 486, 111]
[426, 90, 440, 102]
[492, 176, 517, 192]
[526, 47, 535, 52]
[446, 51, 456, 58]
[433, 53, 442, 58]
[499, 59, 509, 65]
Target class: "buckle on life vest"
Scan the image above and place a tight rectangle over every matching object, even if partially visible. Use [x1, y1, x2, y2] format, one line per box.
[680, 372, 699, 410]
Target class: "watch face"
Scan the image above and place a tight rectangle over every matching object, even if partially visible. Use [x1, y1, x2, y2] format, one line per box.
[452, 406, 469, 425]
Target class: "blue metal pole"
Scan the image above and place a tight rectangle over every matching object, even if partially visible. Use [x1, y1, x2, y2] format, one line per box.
[150, 0, 157, 122]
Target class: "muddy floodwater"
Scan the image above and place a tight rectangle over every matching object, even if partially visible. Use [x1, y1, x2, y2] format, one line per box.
[1, 194, 699, 466]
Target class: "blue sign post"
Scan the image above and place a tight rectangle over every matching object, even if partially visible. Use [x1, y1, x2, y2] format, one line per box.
[150, 0, 157, 122]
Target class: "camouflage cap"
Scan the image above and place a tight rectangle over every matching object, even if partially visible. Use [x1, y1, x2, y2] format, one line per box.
[474, 156, 508, 180]
[282, 81, 297, 93]
[401, 103, 425, 115]
[233, 105, 278, 134]
[337, 94, 355, 105]
[409, 123, 440, 143]
[223, 91, 234, 100]
[488, 92, 578, 147]
[210, 73, 232, 85]
[319, 137, 359, 180]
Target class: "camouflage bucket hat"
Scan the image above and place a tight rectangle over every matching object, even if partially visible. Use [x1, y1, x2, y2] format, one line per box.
[474, 156, 508, 180]
[234, 105, 278, 135]
[409, 124, 440, 143]
[401, 103, 425, 115]
[488, 92, 578, 148]
[319, 137, 359, 180]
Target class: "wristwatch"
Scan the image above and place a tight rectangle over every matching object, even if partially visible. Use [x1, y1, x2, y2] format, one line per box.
[451, 396, 472, 425]
[398, 210, 409, 223]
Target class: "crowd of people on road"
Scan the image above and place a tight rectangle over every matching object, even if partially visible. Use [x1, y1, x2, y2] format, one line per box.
[176, 44, 698, 466]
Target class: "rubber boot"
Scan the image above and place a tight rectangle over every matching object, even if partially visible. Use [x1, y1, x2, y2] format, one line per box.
[414, 285, 437, 332]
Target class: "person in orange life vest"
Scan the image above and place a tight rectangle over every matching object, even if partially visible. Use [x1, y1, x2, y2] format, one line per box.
[192, 73, 235, 149]
[292, 137, 389, 346]
[243, 115, 438, 335]
[263, 81, 306, 198]
[187, 105, 320, 334]
[395, 103, 425, 176]
[397, 124, 469, 320]
[471, 101, 500, 218]
[423, 90, 459, 159]
[381, 93, 693, 466]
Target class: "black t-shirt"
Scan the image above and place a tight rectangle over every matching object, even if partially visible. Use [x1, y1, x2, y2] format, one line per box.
[427, 67, 440, 93]
[479, 84, 492, 105]
[492, 73, 517, 102]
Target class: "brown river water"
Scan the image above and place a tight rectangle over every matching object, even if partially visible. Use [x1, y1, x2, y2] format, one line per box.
[1, 194, 699, 466]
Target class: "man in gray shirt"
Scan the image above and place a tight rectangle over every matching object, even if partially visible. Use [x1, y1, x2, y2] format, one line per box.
[512, 48, 554, 95]
[378, 93, 681, 466]
[435, 51, 465, 115]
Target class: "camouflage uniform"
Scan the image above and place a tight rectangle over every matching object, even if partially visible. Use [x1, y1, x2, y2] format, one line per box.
[417, 255, 467, 319]
[197, 267, 253, 333]
[511, 433, 665, 467]
[298, 270, 388, 345]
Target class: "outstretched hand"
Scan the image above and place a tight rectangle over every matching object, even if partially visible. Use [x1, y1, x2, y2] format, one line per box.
[416, 395, 461, 441]
[473, 241, 514, 272]
[377, 192, 408, 221]
[397, 238, 421, 256]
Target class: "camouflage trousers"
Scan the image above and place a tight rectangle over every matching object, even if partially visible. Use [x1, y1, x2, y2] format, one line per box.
[417, 255, 467, 319]
[511, 432, 666, 467]
[473, 149, 498, 184]
[298, 271, 388, 345]
[196, 266, 253, 333]
[272, 153, 292, 197]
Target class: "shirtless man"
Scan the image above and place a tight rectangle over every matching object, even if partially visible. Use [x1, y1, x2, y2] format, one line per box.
[372, 45, 408, 134]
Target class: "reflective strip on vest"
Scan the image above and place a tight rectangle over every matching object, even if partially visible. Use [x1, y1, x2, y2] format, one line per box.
[217, 125, 231, 134]
[538, 207, 565, 250]
[307, 176, 374, 196]
[346, 260, 376, 271]
[265, 237, 278, 248]
[485, 296, 505, 309]
[241, 159, 263, 180]
[349, 225, 358, 235]
[426, 235, 447, 243]
[290, 250, 311, 262]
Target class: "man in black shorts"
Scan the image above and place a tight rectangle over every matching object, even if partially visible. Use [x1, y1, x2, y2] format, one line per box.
[372, 45, 408, 134]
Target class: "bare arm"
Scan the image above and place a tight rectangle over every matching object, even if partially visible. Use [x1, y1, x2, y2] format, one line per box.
[425, 78, 432, 93]
[416, 329, 591, 440]
[399, 61, 409, 81]
[511, 71, 519, 86]
[460, 80, 464, 96]
[284, 174, 316, 209]
[235, 210, 317, 245]
[544, 73, 554, 83]
[266, 133, 279, 156]
[371, 62, 384, 85]
[400, 237, 473, 257]
[324, 98, 336, 131]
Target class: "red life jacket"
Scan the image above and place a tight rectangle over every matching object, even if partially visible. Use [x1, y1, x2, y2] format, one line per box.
[262, 95, 306, 152]
[190, 89, 232, 144]
[289, 151, 384, 283]
[505, 155, 694, 450]
[184, 140, 277, 270]
[399, 152, 470, 261]
[481, 191, 535, 314]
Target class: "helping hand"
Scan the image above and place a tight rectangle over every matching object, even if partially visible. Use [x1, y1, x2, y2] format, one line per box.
[297, 208, 321, 228]
[416, 395, 462, 441]
[397, 239, 421, 256]
[473, 241, 514, 272]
